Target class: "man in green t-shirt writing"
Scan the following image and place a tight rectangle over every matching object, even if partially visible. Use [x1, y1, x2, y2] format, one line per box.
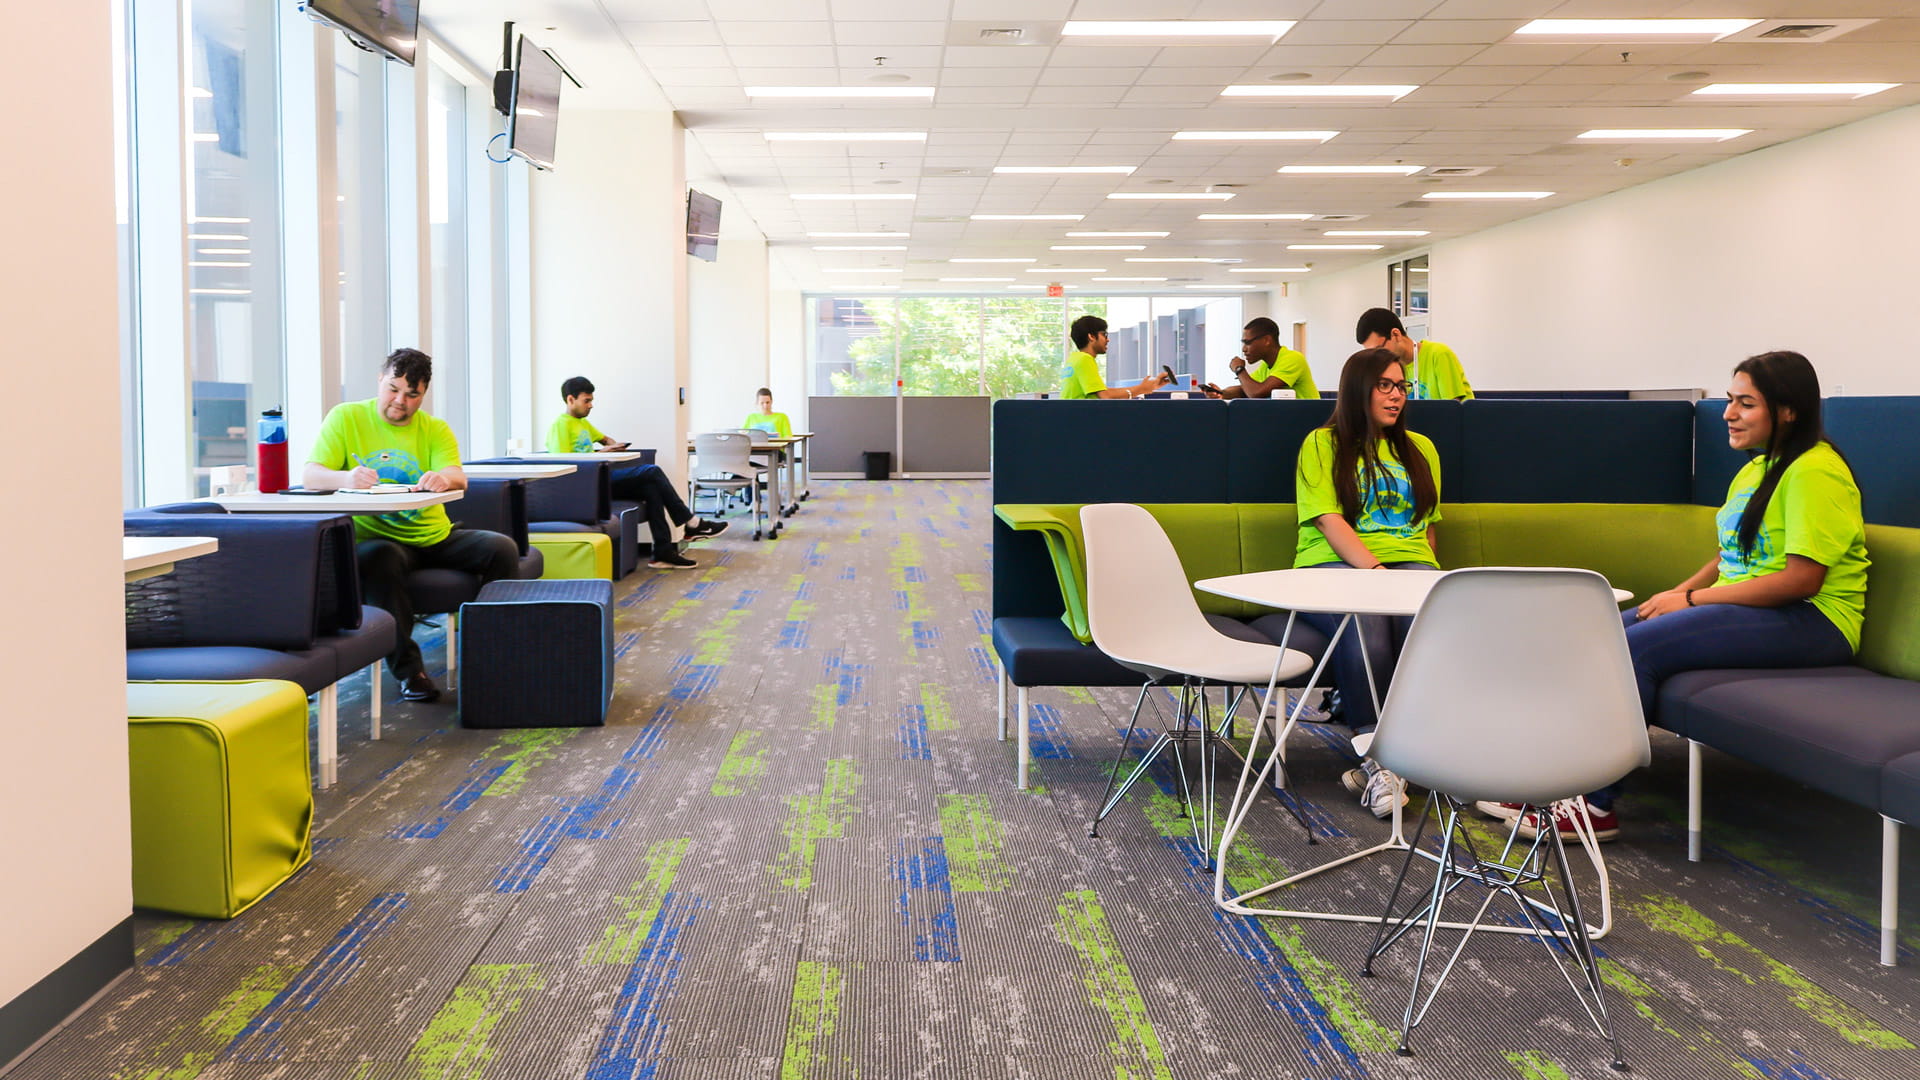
[1214, 317, 1319, 399]
[549, 376, 727, 570]
[303, 348, 520, 703]
[1355, 308, 1473, 401]
[1059, 316, 1172, 399]
[743, 388, 792, 439]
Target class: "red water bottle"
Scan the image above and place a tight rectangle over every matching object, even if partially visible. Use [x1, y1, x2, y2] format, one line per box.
[257, 408, 289, 493]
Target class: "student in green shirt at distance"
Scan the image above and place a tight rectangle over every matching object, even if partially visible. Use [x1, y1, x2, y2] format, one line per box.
[304, 348, 520, 703]
[1355, 308, 1472, 401]
[1214, 316, 1319, 399]
[1293, 347, 1443, 819]
[743, 388, 792, 439]
[1486, 351, 1868, 844]
[1059, 315, 1172, 400]
[548, 376, 727, 570]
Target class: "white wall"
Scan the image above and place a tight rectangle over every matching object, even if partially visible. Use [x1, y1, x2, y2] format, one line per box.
[1279, 101, 1920, 397]
[530, 110, 689, 481]
[685, 137, 772, 434]
[767, 263, 806, 431]
[0, 1, 132, 1015]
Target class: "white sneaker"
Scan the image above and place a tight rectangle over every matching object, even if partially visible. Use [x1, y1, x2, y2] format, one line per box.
[1341, 759, 1407, 819]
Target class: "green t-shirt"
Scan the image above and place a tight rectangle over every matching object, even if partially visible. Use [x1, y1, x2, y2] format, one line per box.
[1060, 351, 1107, 399]
[1294, 428, 1443, 569]
[1408, 340, 1472, 401]
[308, 399, 460, 546]
[1714, 442, 1869, 650]
[1249, 347, 1319, 399]
[744, 411, 792, 438]
[546, 414, 606, 454]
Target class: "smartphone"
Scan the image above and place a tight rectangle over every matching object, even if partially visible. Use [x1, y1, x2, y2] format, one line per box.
[277, 487, 335, 496]
[1160, 365, 1176, 384]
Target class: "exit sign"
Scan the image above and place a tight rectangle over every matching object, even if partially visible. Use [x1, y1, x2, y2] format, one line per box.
[1046, 283, 1063, 297]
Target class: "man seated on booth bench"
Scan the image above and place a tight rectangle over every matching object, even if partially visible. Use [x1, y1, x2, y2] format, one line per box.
[1208, 317, 1320, 400]
[1059, 315, 1173, 399]
[548, 376, 727, 570]
[303, 348, 519, 703]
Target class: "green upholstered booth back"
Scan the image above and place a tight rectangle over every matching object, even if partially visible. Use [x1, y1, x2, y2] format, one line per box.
[1861, 524, 1920, 681]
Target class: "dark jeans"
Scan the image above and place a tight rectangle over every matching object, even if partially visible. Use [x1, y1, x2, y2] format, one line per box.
[1587, 600, 1853, 810]
[611, 464, 694, 553]
[357, 527, 521, 678]
[1298, 559, 1438, 735]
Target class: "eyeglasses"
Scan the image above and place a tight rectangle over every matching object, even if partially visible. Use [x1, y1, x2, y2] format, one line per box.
[1240, 334, 1272, 347]
[1375, 378, 1413, 396]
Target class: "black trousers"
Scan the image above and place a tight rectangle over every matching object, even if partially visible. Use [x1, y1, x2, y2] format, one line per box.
[610, 464, 694, 552]
[357, 527, 521, 677]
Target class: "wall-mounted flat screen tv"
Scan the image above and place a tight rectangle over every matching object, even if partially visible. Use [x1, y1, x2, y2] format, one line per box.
[301, 0, 420, 66]
[687, 190, 721, 262]
[508, 36, 563, 170]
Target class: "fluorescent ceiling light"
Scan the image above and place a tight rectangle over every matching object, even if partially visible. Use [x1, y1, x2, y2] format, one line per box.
[1126, 257, 1238, 264]
[809, 231, 909, 238]
[765, 131, 927, 141]
[792, 193, 915, 201]
[1061, 20, 1294, 40]
[814, 245, 906, 251]
[1066, 231, 1169, 238]
[822, 268, 903, 273]
[1107, 192, 1235, 201]
[1007, 284, 1077, 290]
[1197, 212, 1313, 221]
[1230, 267, 1310, 273]
[1023, 267, 1109, 273]
[188, 233, 246, 241]
[1051, 244, 1145, 251]
[189, 260, 251, 267]
[197, 248, 251, 255]
[1222, 85, 1416, 101]
[1289, 244, 1382, 251]
[1278, 164, 1424, 176]
[1512, 18, 1760, 43]
[993, 165, 1136, 175]
[941, 277, 1013, 282]
[746, 86, 934, 98]
[1174, 130, 1337, 142]
[1102, 277, 1168, 282]
[950, 257, 1035, 263]
[192, 217, 250, 224]
[1420, 191, 1554, 200]
[1690, 83, 1897, 99]
[1325, 230, 1428, 237]
[1576, 129, 1752, 142]
[971, 213, 1085, 221]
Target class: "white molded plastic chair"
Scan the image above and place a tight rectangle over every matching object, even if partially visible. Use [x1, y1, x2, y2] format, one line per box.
[1363, 567, 1650, 1069]
[690, 432, 771, 540]
[1080, 503, 1312, 860]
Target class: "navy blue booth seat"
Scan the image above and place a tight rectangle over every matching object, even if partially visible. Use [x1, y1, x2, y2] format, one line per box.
[469, 457, 644, 578]
[123, 505, 397, 788]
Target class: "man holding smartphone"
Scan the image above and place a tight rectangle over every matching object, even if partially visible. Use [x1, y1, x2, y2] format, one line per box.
[1212, 317, 1319, 399]
[1059, 316, 1172, 399]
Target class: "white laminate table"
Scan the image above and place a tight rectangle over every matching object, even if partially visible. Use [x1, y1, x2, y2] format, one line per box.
[124, 536, 219, 582]
[202, 490, 462, 513]
[460, 463, 579, 480]
[1194, 567, 1632, 934]
[687, 436, 797, 534]
[530, 450, 648, 464]
[788, 432, 814, 501]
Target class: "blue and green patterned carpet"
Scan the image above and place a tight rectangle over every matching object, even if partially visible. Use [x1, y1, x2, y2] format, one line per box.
[16, 480, 1920, 1079]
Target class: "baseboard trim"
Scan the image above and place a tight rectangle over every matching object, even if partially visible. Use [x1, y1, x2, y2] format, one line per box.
[0, 917, 132, 1074]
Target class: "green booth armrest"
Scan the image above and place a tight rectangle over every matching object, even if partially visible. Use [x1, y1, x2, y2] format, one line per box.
[994, 504, 1091, 642]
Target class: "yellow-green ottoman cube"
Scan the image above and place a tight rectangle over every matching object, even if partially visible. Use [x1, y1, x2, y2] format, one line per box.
[528, 531, 614, 580]
[128, 680, 314, 919]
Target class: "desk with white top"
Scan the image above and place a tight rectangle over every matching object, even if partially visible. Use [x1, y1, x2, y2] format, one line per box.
[529, 450, 648, 464]
[123, 536, 219, 582]
[202, 490, 462, 514]
[460, 463, 578, 480]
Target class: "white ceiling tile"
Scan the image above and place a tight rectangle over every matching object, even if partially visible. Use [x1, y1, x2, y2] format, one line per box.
[837, 66, 942, 84]
[1152, 44, 1271, 67]
[1340, 65, 1450, 82]
[938, 87, 1038, 103]
[833, 22, 951, 46]
[1048, 46, 1167, 67]
[938, 68, 1044, 86]
[732, 67, 847, 83]
[1192, 0, 1317, 14]
[1388, 18, 1516, 45]
[944, 46, 1058, 67]
[1254, 44, 1380, 66]
[730, 45, 840, 66]
[1066, 0, 1203, 17]
[612, 1, 715, 20]
[830, 0, 945, 18]
[714, 22, 836, 46]
[707, 0, 833, 17]
[1132, 66, 1239, 85]
[837, 46, 945, 66]
[1421, 0, 1559, 15]
[950, 0, 1076, 17]
[1307, 0, 1442, 16]
[1461, 42, 1588, 65]
[1278, 20, 1413, 45]
[1429, 64, 1551, 84]
[653, 68, 745, 87]
[1490, 84, 1602, 104]
[1121, 85, 1225, 104]
[1029, 86, 1133, 104]
[1394, 85, 1501, 102]
[632, 22, 725, 46]
[1364, 43, 1488, 64]
[637, 46, 733, 68]
[1038, 67, 1146, 85]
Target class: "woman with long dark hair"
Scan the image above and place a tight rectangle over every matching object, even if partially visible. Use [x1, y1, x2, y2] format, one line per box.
[1489, 350, 1869, 842]
[1294, 348, 1443, 817]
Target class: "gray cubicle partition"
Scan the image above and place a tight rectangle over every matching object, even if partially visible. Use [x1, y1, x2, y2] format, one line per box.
[806, 396, 991, 478]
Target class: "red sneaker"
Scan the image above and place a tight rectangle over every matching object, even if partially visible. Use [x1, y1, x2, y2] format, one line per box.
[1513, 798, 1619, 843]
[1474, 801, 1524, 821]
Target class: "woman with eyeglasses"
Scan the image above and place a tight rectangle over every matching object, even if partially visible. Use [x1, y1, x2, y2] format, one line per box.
[1293, 348, 1442, 818]
[1480, 350, 1868, 843]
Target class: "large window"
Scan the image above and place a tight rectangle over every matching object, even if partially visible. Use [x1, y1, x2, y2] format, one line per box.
[428, 62, 470, 445]
[336, 48, 388, 404]
[188, 0, 283, 494]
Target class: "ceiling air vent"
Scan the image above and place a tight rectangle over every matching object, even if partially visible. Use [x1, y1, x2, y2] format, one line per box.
[1312, 214, 1366, 222]
[980, 27, 1025, 41]
[948, 22, 1063, 47]
[1722, 19, 1875, 43]
[1424, 166, 1491, 177]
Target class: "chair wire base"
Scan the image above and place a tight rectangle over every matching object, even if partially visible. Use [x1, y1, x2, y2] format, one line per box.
[1361, 794, 1629, 1071]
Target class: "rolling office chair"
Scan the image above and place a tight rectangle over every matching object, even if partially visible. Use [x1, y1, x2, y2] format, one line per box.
[690, 432, 774, 540]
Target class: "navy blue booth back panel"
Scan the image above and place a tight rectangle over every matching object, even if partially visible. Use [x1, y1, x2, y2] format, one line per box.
[1224, 399, 1335, 502]
[1458, 400, 1694, 503]
[1825, 397, 1920, 528]
[992, 399, 1231, 503]
[1693, 399, 1747, 507]
[992, 519, 1065, 621]
[1403, 400, 1465, 499]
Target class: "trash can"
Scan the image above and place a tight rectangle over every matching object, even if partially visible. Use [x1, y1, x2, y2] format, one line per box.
[862, 451, 892, 481]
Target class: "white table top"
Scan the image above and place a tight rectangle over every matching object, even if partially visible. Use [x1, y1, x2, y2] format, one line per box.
[1197, 567, 1630, 616]
[461, 463, 578, 479]
[203, 490, 462, 513]
[529, 450, 647, 463]
[124, 536, 218, 574]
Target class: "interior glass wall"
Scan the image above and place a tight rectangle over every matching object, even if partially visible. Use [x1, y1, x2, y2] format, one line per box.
[428, 63, 470, 445]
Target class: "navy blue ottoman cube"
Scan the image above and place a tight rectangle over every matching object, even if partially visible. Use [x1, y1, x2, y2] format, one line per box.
[458, 579, 614, 728]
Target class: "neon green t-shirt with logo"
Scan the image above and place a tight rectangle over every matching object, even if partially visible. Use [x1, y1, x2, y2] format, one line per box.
[546, 414, 607, 453]
[308, 399, 460, 546]
[1250, 347, 1319, 399]
[1714, 442, 1869, 650]
[743, 411, 792, 438]
[1408, 340, 1472, 401]
[1059, 351, 1107, 399]
[1294, 428, 1442, 569]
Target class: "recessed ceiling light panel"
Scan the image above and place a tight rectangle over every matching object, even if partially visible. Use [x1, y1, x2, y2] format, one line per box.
[1324, 230, 1428, 237]
[1420, 191, 1555, 200]
[1051, 244, 1146, 251]
[1576, 129, 1752, 142]
[1690, 83, 1897, 99]
[1221, 85, 1417, 100]
[1512, 19, 1760, 43]
[1288, 243, 1382, 251]
[950, 257, 1036, 263]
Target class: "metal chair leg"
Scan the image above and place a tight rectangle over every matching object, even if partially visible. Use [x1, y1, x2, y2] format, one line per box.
[369, 660, 382, 740]
[1090, 683, 1155, 835]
